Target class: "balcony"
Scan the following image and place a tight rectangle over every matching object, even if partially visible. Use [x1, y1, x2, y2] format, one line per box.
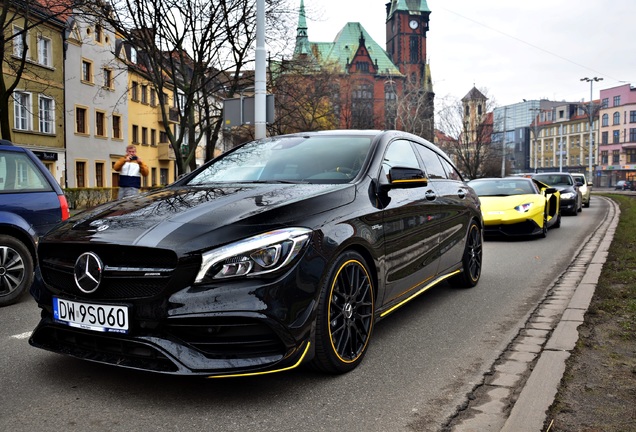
[158, 106, 179, 124]
[158, 143, 176, 161]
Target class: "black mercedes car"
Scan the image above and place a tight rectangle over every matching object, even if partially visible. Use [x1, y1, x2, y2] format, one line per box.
[30, 130, 483, 377]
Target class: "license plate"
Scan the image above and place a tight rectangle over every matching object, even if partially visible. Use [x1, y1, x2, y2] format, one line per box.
[53, 297, 129, 333]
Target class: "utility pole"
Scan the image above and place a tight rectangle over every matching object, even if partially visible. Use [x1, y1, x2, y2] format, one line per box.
[254, 0, 267, 139]
[581, 77, 603, 183]
[501, 107, 507, 177]
[529, 107, 542, 173]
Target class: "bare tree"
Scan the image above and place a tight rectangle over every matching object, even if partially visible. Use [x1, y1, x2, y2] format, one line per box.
[0, 0, 80, 140]
[100, 0, 293, 175]
[268, 58, 339, 135]
[396, 77, 434, 141]
[436, 92, 500, 179]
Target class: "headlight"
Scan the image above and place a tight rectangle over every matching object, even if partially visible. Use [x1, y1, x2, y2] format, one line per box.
[195, 228, 312, 283]
[514, 203, 533, 213]
[561, 192, 574, 199]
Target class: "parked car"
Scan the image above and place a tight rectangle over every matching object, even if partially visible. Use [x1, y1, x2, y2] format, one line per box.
[571, 173, 592, 207]
[614, 180, 634, 191]
[29, 130, 483, 376]
[532, 172, 582, 216]
[0, 140, 69, 306]
[468, 177, 560, 238]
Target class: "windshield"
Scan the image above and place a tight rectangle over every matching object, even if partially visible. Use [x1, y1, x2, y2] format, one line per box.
[469, 179, 536, 196]
[188, 136, 373, 185]
[533, 174, 573, 186]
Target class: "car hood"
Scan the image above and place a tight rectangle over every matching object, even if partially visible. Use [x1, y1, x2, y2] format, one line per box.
[43, 183, 356, 253]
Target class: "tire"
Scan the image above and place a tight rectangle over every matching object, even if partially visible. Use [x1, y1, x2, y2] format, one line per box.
[311, 251, 375, 374]
[0, 235, 34, 307]
[554, 213, 562, 228]
[540, 215, 548, 238]
[450, 221, 482, 288]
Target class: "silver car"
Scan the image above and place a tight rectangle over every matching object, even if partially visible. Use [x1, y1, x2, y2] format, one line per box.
[571, 173, 591, 207]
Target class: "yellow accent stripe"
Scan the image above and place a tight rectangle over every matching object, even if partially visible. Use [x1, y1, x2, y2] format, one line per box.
[393, 179, 425, 184]
[206, 341, 311, 379]
[379, 270, 461, 318]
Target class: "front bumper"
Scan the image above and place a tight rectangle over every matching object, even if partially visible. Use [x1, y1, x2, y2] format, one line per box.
[29, 249, 326, 376]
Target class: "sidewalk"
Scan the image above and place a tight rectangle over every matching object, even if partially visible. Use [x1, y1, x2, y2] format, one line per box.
[447, 195, 620, 431]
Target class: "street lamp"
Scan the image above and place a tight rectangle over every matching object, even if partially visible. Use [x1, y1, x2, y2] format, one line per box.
[529, 107, 543, 173]
[581, 77, 603, 183]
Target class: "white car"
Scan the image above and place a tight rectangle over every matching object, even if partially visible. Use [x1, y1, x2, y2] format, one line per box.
[571, 173, 592, 207]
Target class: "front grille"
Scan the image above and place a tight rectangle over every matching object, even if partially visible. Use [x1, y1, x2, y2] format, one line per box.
[166, 316, 286, 359]
[485, 220, 539, 236]
[31, 325, 179, 373]
[38, 243, 198, 300]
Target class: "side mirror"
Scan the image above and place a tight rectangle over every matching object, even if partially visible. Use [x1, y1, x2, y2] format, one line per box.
[544, 187, 557, 194]
[386, 166, 428, 189]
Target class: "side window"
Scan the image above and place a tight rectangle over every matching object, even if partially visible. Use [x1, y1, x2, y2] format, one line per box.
[383, 140, 419, 174]
[413, 144, 446, 179]
[438, 156, 462, 180]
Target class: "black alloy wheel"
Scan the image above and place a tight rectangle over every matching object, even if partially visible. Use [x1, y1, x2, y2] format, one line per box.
[450, 221, 482, 288]
[312, 251, 375, 374]
[0, 235, 33, 306]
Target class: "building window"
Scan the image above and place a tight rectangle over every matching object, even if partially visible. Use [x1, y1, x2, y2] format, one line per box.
[38, 96, 55, 134]
[355, 61, 369, 72]
[95, 162, 104, 187]
[627, 148, 636, 164]
[95, 111, 106, 137]
[131, 81, 139, 101]
[76, 161, 86, 187]
[159, 131, 168, 143]
[613, 112, 620, 125]
[613, 95, 620, 107]
[151, 167, 157, 186]
[351, 82, 374, 129]
[601, 150, 608, 164]
[160, 168, 169, 185]
[13, 26, 26, 57]
[613, 130, 620, 144]
[601, 131, 608, 144]
[409, 36, 419, 63]
[132, 125, 139, 143]
[141, 85, 148, 104]
[602, 113, 609, 127]
[151, 129, 156, 145]
[612, 150, 620, 164]
[75, 107, 87, 134]
[630, 128, 636, 143]
[103, 68, 113, 89]
[81, 60, 93, 83]
[141, 127, 148, 145]
[13, 91, 32, 131]
[38, 36, 52, 67]
[150, 90, 157, 107]
[601, 98, 608, 108]
[95, 24, 103, 43]
[113, 115, 122, 139]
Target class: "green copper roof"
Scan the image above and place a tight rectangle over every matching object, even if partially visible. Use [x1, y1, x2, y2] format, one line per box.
[307, 22, 402, 76]
[387, 0, 431, 18]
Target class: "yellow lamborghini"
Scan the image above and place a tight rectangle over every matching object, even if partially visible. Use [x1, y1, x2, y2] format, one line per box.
[468, 177, 561, 238]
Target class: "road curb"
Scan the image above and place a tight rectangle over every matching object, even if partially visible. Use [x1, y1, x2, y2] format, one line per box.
[449, 196, 620, 432]
[501, 196, 620, 432]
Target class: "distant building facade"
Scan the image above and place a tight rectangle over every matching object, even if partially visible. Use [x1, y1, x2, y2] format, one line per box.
[597, 84, 636, 187]
[289, 0, 434, 140]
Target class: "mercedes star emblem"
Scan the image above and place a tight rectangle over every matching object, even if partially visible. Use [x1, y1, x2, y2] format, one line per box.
[74, 252, 103, 294]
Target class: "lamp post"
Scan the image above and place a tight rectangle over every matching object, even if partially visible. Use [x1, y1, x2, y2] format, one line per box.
[529, 107, 542, 173]
[581, 77, 603, 182]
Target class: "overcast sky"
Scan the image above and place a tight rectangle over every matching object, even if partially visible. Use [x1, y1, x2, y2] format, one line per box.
[297, 0, 636, 107]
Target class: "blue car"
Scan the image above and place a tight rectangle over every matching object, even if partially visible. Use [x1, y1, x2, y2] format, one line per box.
[0, 140, 69, 306]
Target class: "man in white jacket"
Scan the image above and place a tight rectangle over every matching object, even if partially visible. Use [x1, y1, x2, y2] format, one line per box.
[114, 145, 149, 199]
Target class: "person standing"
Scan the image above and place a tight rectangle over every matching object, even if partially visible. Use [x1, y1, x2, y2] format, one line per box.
[114, 145, 149, 199]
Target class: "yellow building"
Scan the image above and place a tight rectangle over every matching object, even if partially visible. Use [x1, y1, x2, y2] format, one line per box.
[124, 48, 176, 187]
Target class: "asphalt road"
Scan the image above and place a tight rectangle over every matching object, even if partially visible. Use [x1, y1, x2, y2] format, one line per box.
[0, 199, 607, 432]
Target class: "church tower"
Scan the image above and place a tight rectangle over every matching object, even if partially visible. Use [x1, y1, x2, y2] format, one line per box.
[385, 0, 432, 90]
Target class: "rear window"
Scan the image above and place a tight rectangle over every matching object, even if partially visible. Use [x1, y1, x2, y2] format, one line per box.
[0, 151, 53, 193]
